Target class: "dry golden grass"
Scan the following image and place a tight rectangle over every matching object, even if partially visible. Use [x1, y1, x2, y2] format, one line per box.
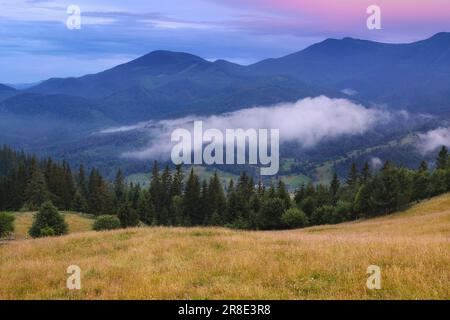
[0, 194, 449, 300]
[10, 212, 94, 239]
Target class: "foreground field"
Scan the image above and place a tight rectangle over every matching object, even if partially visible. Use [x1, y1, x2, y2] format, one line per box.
[0, 194, 449, 299]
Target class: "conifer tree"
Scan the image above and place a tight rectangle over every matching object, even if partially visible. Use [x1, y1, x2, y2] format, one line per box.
[346, 162, 359, 187]
[207, 172, 226, 223]
[277, 180, 291, 210]
[360, 162, 371, 183]
[436, 146, 448, 170]
[29, 201, 68, 238]
[77, 164, 88, 198]
[170, 164, 184, 198]
[149, 161, 162, 222]
[25, 157, 49, 210]
[137, 189, 154, 225]
[183, 168, 202, 225]
[329, 172, 340, 201]
[118, 200, 140, 228]
[114, 168, 126, 207]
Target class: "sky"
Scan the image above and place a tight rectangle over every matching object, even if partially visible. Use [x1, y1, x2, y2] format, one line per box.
[1, 0, 449, 83]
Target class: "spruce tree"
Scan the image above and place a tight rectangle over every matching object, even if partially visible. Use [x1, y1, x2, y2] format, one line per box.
[183, 168, 202, 225]
[77, 164, 88, 198]
[118, 201, 140, 228]
[277, 180, 291, 210]
[29, 201, 68, 238]
[207, 172, 226, 223]
[114, 169, 126, 207]
[360, 162, 372, 183]
[346, 162, 359, 187]
[149, 161, 162, 222]
[137, 189, 155, 225]
[436, 146, 448, 170]
[329, 172, 340, 201]
[25, 158, 49, 210]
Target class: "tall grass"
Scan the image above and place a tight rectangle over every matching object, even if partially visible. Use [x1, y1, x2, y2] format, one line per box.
[0, 194, 448, 300]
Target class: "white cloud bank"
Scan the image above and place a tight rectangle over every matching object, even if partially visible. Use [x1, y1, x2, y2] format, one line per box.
[100, 96, 391, 160]
[417, 127, 450, 154]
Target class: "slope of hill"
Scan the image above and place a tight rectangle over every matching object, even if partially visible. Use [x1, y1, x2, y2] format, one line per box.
[0, 194, 448, 299]
[28, 33, 450, 121]
[29, 50, 324, 121]
[249, 32, 450, 113]
[0, 83, 17, 102]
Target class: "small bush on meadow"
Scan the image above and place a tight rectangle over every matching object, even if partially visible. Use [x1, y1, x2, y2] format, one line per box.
[0, 212, 15, 238]
[93, 215, 122, 231]
[281, 208, 308, 229]
[28, 201, 68, 238]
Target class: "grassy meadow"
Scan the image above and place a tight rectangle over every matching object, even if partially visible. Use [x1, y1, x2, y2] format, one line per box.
[7, 211, 94, 240]
[0, 194, 449, 300]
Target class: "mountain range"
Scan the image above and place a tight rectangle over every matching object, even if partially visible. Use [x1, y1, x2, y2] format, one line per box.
[0, 33, 449, 179]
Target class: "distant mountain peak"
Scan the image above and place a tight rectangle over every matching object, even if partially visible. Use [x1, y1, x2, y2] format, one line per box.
[0, 83, 15, 92]
[431, 32, 450, 38]
[125, 50, 207, 68]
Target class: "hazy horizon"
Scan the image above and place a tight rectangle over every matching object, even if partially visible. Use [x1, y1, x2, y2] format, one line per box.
[1, 0, 450, 83]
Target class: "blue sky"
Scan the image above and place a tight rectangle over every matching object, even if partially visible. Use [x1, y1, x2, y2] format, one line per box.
[1, 0, 449, 83]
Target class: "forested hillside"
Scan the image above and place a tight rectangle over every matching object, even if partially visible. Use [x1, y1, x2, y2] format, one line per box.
[1, 145, 449, 231]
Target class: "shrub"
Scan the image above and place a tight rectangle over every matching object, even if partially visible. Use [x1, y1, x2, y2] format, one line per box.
[331, 200, 353, 223]
[92, 215, 121, 231]
[281, 208, 308, 229]
[118, 201, 140, 228]
[0, 212, 15, 238]
[300, 196, 316, 217]
[311, 205, 335, 225]
[28, 201, 68, 238]
[256, 197, 285, 230]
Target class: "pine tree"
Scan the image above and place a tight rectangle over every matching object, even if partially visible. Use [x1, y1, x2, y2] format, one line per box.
[329, 172, 340, 203]
[207, 172, 226, 224]
[200, 180, 210, 224]
[25, 157, 49, 210]
[61, 161, 75, 210]
[294, 184, 305, 206]
[277, 180, 291, 210]
[28, 201, 68, 238]
[183, 168, 202, 225]
[77, 164, 88, 198]
[225, 179, 238, 224]
[436, 146, 448, 170]
[137, 189, 154, 225]
[118, 201, 139, 228]
[114, 168, 126, 207]
[72, 190, 88, 212]
[346, 162, 359, 187]
[418, 160, 428, 173]
[170, 164, 184, 197]
[149, 161, 162, 223]
[160, 165, 173, 224]
[360, 162, 372, 183]
[87, 169, 109, 215]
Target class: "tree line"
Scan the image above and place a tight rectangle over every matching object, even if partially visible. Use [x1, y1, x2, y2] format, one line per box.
[1, 145, 450, 235]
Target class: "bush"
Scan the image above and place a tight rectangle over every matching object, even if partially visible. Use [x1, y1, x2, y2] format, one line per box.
[281, 208, 308, 229]
[92, 215, 121, 231]
[28, 201, 68, 238]
[0, 212, 15, 238]
[331, 201, 353, 223]
[311, 205, 335, 225]
[256, 197, 285, 230]
[118, 201, 140, 228]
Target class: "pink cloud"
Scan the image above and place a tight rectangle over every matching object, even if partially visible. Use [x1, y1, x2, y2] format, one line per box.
[213, 0, 450, 41]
